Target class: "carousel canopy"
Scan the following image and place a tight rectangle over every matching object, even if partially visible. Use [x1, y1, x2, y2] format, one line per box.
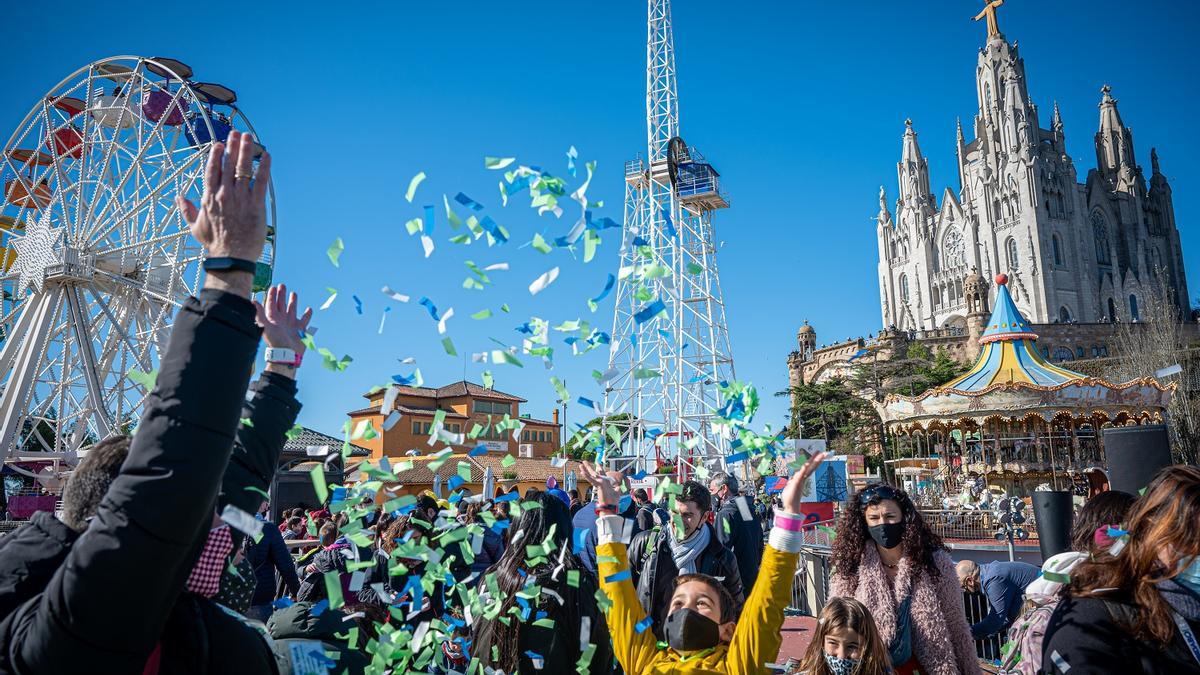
[877, 274, 1173, 431]
[943, 274, 1085, 391]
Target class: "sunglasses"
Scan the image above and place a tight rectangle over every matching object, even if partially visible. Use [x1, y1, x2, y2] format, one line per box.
[857, 484, 907, 506]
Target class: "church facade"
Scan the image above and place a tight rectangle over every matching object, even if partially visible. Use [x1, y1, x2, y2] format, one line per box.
[876, 5, 1189, 332]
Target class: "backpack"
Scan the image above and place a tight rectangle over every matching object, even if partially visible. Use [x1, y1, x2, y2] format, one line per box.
[996, 599, 1058, 675]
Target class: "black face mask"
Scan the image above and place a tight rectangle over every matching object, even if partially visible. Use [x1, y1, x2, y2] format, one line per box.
[868, 522, 905, 550]
[664, 607, 721, 651]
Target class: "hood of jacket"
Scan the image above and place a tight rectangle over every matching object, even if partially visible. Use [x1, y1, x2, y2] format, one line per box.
[267, 601, 353, 640]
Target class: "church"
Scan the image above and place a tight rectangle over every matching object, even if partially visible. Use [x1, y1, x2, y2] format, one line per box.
[876, 1, 1189, 332]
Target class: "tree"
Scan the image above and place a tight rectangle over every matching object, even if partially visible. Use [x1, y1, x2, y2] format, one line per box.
[1108, 268, 1200, 464]
[849, 343, 968, 402]
[776, 378, 877, 453]
[562, 413, 634, 462]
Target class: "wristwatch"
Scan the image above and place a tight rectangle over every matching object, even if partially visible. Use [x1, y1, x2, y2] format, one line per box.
[265, 347, 302, 367]
[203, 257, 257, 274]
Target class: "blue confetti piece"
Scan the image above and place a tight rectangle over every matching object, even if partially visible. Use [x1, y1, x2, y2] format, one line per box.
[353, 295, 363, 315]
[605, 569, 632, 584]
[272, 597, 294, 609]
[331, 487, 347, 503]
[469, 445, 489, 457]
[619, 495, 632, 513]
[424, 204, 435, 235]
[726, 451, 750, 464]
[524, 650, 544, 661]
[480, 216, 508, 243]
[573, 529, 586, 554]
[594, 216, 620, 230]
[448, 475, 465, 491]
[392, 371, 419, 386]
[632, 470, 647, 480]
[577, 396, 598, 411]
[454, 192, 485, 211]
[660, 208, 677, 239]
[590, 273, 616, 305]
[310, 599, 329, 617]
[1107, 526, 1129, 538]
[495, 491, 519, 503]
[418, 296, 441, 321]
[635, 616, 654, 634]
[634, 299, 666, 325]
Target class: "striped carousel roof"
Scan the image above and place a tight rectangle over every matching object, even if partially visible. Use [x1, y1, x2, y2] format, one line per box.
[940, 274, 1086, 392]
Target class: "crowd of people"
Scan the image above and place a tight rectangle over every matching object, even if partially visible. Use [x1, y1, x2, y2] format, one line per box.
[0, 135, 1196, 674]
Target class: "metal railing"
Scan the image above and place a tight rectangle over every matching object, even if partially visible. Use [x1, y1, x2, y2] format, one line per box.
[786, 528, 1008, 663]
[919, 508, 1039, 543]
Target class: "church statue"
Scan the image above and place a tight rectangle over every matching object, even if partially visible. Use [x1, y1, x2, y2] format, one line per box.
[973, 0, 1004, 38]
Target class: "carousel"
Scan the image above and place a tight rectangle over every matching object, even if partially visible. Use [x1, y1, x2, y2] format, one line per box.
[877, 274, 1174, 497]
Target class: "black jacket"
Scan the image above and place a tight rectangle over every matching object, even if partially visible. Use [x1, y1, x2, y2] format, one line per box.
[627, 522, 745, 639]
[0, 290, 263, 674]
[713, 495, 764, 592]
[0, 511, 78, 620]
[247, 520, 301, 607]
[266, 601, 369, 675]
[1043, 582, 1200, 675]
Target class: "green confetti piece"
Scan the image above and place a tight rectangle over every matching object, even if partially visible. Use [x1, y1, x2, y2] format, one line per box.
[500, 303, 510, 313]
[482, 371, 494, 389]
[405, 218, 423, 235]
[324, 570, 345, 609]
[326, 237, 344, 267]
[442, 337, 457, 356]
[405, 171, 426, 203]
[686, 262, 704, 275]
[491, 350, 524, 367]
[310, 465, 328, 504]
[1042, 571, 1070, 584]
[501, 454, 516, 468]
[594, 587, 612, 612]
[583, 229, 599, 263]
[485, 156, 515, 170]
[532, 618, 556, 628]
[239, 417, 254, 428]
[567, 570, 580, 588]
[531, 233, 552, 254]
[285, 423, 304, 441]
[128, 369, 158, 391]
[243, 485, 270, 500]
[471, 309, 493, 320]
[633, 368, 661, 379]
[458, 461, 473, 482]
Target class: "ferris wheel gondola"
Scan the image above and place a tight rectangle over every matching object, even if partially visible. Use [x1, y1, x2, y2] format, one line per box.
[0, 56, 277, 458]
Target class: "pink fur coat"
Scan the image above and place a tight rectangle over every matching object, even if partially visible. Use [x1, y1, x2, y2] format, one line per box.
[829, 544, 981, 675]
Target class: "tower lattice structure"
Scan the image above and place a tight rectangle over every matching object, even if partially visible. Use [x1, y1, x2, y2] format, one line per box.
[604, 0, 735, 478]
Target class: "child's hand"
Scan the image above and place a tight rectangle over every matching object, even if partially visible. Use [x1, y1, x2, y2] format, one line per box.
[781, 452, 827, 515]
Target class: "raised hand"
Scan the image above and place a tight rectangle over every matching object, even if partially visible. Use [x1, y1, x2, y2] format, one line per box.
[781, 452, 827, 515]
[254, 284, 313, 357]
[178, 130, 271, 295]
[579, 462, 620, 509]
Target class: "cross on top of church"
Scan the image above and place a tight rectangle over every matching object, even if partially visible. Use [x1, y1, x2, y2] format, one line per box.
[973, 0, 1005, 39]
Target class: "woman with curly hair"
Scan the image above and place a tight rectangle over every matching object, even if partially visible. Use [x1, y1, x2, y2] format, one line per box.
[1041, 466, 1200, 674]
[829, 483, 980, 675]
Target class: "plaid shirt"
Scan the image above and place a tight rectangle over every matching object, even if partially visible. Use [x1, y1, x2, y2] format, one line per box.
[186, 525, 233, 598]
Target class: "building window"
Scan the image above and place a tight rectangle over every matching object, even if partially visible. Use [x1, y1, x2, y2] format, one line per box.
[1005, 237, 1019, 271]
[1058, 306, 1071, 323]
[1076, 347, 1085, 359]
[473, 400, 509, 415]
[1052, 347, 1074, 362]
[1052, 234, 1064, 266]
[900, 274, 909, 302]
[1092, 211, 1111, 265]
[1129, 294, 1139, 321]
[1107, 297, 1117, 321]
[943, 228, 965, 269]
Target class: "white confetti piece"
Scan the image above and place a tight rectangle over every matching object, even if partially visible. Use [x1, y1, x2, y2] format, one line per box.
[219, 504, 264, 542]
[437, 307, 454, 335]
[306, 445, 331, 456]
[381, 386, 400, 415]
[405, 171, 426, 203]
[381, 286, 410, 303]
[348, 570, 365, 592]
[319, 288, 337, 310]
[736, 495, 754, 522]
[483, 262, 509, 271]
[420, 234, 435, 258]
[529, 267, 560, 296]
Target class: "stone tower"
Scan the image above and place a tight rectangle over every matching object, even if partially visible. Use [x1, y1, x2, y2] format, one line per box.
[964, 269, 991, 360]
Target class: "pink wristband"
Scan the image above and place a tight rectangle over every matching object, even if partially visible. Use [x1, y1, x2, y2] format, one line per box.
[774, 515, 806, 532]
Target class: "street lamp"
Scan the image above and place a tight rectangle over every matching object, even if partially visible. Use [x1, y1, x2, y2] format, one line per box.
[994, 497, 1029, 562]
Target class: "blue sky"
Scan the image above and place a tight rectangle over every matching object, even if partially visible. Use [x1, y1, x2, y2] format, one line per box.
[2, 0, 1196, 442]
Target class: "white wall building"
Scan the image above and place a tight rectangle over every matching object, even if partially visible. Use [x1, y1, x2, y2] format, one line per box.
[877, 9, 1189, 331]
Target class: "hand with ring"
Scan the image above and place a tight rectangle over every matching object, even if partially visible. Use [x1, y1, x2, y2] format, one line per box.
[177, 130, 271, 296]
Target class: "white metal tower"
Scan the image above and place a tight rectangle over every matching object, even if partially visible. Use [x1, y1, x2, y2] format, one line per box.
[604, 0, 735, 478]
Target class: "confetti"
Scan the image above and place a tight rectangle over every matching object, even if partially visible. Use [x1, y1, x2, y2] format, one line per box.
[310, 465, 328, 504]
[633, 298, 666, 324]
[485, 156, 515, 170]
[405, 171, 426, 203]
[326, 237, 344, 267]
[529, 267, 560, 296]
[128, 369, 158, 391]
[219, 504, 264, 542]
[381, 286, 410, 303]
[587, 274, 615, 312]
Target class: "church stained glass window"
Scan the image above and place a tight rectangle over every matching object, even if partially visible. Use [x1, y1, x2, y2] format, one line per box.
[943, 228, 966, 269]
[900, 274, 909, 302]
[1006, 237, 1019, 271]
[1092, 211, 1112, 265]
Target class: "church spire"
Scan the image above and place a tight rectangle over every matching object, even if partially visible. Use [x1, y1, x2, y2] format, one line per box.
[955, 117, 968, 190]
[897, 119, 934, 211]
[1095, 84, 1140, 192]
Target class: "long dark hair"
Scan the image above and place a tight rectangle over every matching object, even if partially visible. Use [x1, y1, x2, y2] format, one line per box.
[471, 492, 584, 671]
[830, 482, 945, 581]
[1071, 466, 1200, 646]
[799, 597, 892, 675]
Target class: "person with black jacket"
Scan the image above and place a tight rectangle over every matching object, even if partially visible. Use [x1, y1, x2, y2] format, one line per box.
[1042, 466, 1200, 674]
[246, 500, 302, 621]
[0, 132, 289, 674]
[709, 471, 764, 592]
[632, 487, 656, 532]
[471, 492, 614, 674]
[627, 480, 745, 639]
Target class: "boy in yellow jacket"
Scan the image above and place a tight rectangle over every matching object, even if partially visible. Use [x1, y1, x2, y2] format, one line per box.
[578, 453, 827, 675]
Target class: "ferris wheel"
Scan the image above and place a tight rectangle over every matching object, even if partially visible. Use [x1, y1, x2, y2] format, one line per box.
[0, 56, 276, 458]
